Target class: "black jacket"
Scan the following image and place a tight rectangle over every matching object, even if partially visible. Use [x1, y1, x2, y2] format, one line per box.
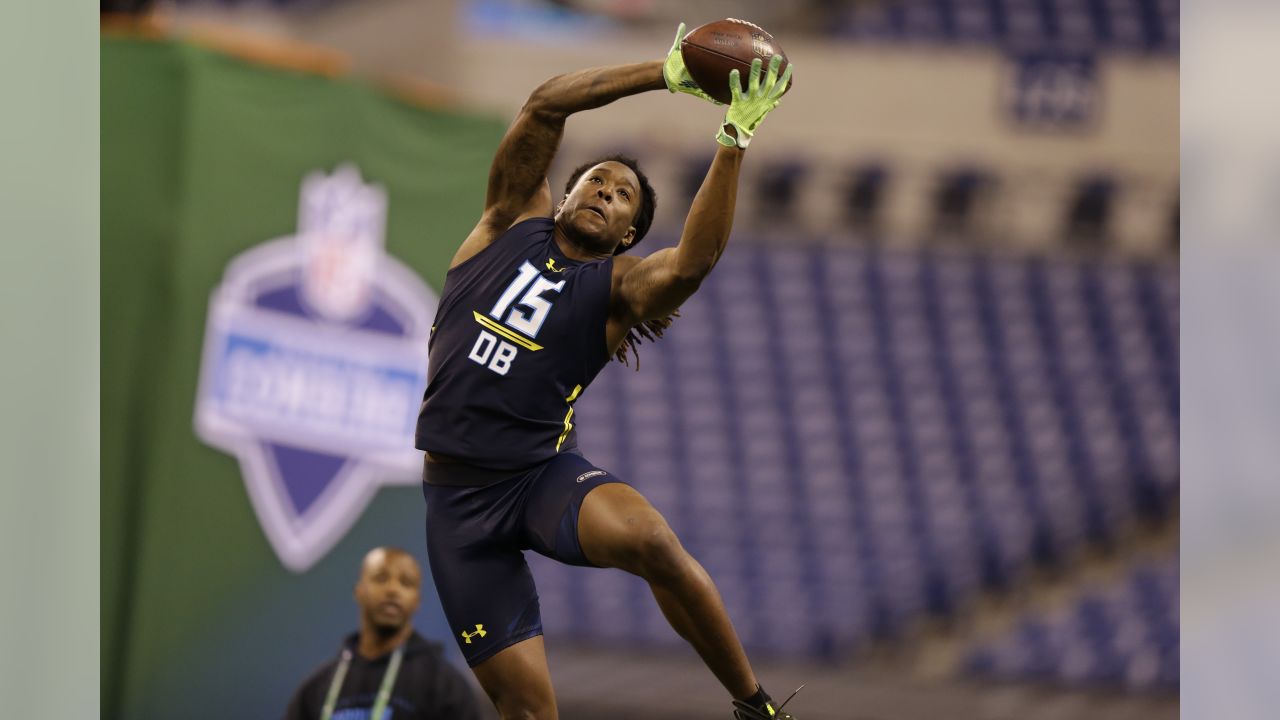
[285, 631, 484, 720]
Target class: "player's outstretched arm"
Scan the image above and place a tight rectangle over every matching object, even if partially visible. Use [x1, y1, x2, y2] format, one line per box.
[611, 143, 742, 324]
[612, 56, 792, 324]
[451, 62, 665, 269]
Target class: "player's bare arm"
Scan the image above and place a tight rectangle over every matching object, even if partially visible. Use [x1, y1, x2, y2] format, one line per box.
[606, 143, 742, 348]
[607, 55, 793, 352]
[451, 62, 666, 269]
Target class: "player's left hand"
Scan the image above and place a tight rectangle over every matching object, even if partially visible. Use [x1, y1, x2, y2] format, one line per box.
[663, 23, 724, 106]
[716, 55, 793, 149]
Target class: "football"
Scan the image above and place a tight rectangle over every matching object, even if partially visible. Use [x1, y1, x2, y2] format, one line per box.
[680, 18, 792, 105]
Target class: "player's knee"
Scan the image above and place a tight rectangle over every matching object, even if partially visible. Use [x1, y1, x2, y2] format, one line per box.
[631, 522, 688, 582]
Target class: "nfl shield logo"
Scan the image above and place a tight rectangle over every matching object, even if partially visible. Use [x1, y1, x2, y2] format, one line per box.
[194, 165, 436, 571]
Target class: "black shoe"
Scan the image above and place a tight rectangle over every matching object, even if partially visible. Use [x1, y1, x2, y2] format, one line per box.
[732, 685, 803, 719]
[732, 698, 796, 719]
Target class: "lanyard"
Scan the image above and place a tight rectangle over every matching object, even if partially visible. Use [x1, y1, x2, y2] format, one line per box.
[320, 643, 405, 720]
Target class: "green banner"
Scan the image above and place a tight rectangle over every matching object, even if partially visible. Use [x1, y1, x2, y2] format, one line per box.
[102, 36, 505, 719]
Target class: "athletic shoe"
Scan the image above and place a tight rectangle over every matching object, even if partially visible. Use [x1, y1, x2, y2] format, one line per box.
[731, 698, 796, 719]
[732, 684, 804, 720]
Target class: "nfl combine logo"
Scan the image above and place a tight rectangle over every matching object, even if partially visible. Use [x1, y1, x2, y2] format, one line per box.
[194, 165, 437, 572]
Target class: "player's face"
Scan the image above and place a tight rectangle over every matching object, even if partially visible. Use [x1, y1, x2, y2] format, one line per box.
[557, 161, 641, 253]
[355, 549, 422, 633]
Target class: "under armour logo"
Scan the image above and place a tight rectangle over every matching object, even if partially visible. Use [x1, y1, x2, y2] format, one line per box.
[460, 624, 487, 644]
[545, 258, 567, 273]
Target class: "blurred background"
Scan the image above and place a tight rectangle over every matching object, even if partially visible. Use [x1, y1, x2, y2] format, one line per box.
[100, 0, 1178, 718]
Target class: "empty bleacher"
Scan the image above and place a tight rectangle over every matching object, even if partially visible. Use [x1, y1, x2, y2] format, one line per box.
[529, 239, 1179, 664]
[833, 0, 1179, 54]
[964, 554, 1179, 690]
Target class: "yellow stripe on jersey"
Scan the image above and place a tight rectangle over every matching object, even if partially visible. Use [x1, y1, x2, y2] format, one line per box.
[556, 384, 584, 452]
[472, 311, 544, 351]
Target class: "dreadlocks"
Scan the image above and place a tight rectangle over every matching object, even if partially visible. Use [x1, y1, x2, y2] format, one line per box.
[614, 311, 680, 369]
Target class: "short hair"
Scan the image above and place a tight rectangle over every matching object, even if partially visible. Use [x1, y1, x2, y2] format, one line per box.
[562, 154, 657, 254]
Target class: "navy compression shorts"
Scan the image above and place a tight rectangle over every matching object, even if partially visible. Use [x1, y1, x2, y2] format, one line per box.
[422, 451, 628, 667]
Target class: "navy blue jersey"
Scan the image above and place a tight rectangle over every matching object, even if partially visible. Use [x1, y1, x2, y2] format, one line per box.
[415, 217, 615, 474]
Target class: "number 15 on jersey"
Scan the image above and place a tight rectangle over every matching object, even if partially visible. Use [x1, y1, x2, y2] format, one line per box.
[468, 261, 564, 376]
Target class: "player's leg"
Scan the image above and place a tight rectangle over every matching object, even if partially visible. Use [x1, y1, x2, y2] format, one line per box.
[423, 473, 558, 719]
[471, 636, 557, 720]
[519, 454, 792, 717]
[576, 482, 759, 701]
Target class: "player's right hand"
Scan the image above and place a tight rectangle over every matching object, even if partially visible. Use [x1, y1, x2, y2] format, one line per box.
[717, 55, 793, 149]
[663, 23, 724, 106]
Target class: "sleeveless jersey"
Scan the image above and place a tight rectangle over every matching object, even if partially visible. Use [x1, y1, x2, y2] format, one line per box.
[415, 217, 615, 474]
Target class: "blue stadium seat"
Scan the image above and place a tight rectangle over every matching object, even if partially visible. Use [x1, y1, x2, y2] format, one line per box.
[833, 0, 1176, 53]
[533, 241, 1178, 660]
[964, 554, 1178, 690]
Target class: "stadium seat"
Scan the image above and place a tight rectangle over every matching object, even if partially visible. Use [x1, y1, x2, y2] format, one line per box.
[833, 0, 1177, 53]
[538, 241, 1178, 661]
[964, 554, 1178, 690]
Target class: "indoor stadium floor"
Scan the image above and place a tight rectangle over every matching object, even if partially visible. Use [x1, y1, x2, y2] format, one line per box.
[543, 643, 1179, 720]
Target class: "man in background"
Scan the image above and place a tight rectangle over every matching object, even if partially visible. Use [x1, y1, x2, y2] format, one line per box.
[285, 547, 484, 720]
